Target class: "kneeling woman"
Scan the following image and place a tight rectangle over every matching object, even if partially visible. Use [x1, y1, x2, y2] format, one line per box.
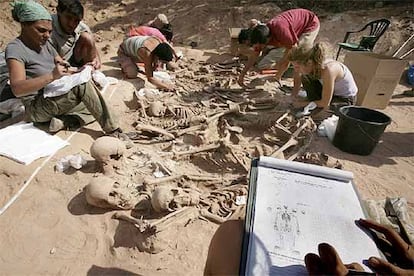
[118, 35, 175, 91]
[289, 43, 358, 115]
[6, 1, 120, 134]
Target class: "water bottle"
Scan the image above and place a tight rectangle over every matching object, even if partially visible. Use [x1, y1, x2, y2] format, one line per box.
[407, 64, 414, 86]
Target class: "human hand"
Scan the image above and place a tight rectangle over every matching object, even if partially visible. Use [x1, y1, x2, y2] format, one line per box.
[292, 99, 309, 109]
[357, 218, 414, 275]
[305, 243, 365, 276]
[86, 57, 101, 69]
[162, 81, 175, 91]
[52, 63, 71, 80]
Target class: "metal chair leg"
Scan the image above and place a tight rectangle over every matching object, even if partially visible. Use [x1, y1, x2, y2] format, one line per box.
[336, 46, 342, 60]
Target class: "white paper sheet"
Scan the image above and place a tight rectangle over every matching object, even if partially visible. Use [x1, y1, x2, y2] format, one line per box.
[245, 157, 380, 275]
[43, 66, 93, 98]
[0, 122, 69, 164]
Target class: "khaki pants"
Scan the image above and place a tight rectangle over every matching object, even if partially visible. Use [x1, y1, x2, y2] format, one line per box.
[297, 26, 320, 50]
[257, 48, 284, 70]
[25, 81, 118, 133]
[237, 45, 284, 70]
[117, 45, 139, 79]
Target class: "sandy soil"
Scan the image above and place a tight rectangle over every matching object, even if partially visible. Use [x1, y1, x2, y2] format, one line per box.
[0, 1, 413, 275]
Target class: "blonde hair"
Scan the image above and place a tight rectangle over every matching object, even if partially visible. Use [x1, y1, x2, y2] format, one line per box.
[289, 43, 326, 78]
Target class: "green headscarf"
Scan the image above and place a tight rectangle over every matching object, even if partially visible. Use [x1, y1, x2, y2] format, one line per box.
[11, 0, 52, 23]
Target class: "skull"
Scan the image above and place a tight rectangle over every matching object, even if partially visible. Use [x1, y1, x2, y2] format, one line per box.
[90, 136, 126, 175]
[151, 186, 200, 213]
[84, 176, 138, 210]
[148, 101, 166, 117]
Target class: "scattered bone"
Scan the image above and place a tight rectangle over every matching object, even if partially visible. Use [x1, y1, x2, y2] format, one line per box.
[144, 174, 184, 186]
[295, 152, 343, 169]
[136, 97, 148, 118]
[112, 211, 149, 232]
[199, 209, 226, 224]
[206, 103, 240, 124]
[270, 118, 314, 158]
[172, 142, 221, 158]
[91, 49, 324, 255]
[149, 207, 199, 233]
[134, 123, 175, 140]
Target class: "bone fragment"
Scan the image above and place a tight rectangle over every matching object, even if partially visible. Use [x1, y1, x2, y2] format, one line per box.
[276, 112, 290, 124]
[144, 174, 184, 186]
[173, 143, 221, 158]
[137, 98, 147, 118]
[229, 205, 246, 220]
[270, 119, 311, 158]
[174, 124, 205, 137]
[274, 123, 292, 135]
[135, 123, 175, 140]
[206, 104, 240, 124]
[112, 212, 149, 232]
[227, 146, 249, 172]
[199, 209, 226, 224]
[185, 174, 223, 182]
[149, 207, 199, 233]
[287, 136, 314, 161]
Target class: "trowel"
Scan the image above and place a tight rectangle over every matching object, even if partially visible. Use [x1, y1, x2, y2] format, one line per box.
[295, 101, 317, 118]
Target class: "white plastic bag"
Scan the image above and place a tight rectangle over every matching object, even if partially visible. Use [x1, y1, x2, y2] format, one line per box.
[92, 70, 118, 88]
[318, 115, 339, 141]
[153, 71, 173, 82]
[55, 154, 87, 172]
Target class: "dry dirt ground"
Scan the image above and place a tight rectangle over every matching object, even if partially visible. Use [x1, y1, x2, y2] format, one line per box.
[0, 1, 413, 275]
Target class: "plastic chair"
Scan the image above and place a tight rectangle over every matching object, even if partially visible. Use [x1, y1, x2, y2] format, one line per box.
[335, 19, 390, 60]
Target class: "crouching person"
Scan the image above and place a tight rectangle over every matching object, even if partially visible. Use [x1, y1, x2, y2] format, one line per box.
[6, 0, 122, 137]
[289, 43, 358, 119]
[117, 35, 175, 91]
[51, 0, 101, 69]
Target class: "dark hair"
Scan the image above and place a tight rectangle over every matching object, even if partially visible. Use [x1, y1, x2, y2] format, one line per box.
[153, 43, 173, 62]
[238, 28, 251, 44]
[250, 24, 270, 45]
[57, 0, 84, 18]
[160, 24, 173, 42]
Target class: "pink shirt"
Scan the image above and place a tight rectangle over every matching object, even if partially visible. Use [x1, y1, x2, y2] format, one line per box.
[267, 9, 319, 48]
[128, 26, 167, 42]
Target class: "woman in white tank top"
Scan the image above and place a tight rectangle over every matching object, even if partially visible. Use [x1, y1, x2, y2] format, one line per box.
[288, 43, 358, 114]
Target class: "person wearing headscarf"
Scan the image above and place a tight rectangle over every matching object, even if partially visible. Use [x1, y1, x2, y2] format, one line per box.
[5, 0, 123, 137]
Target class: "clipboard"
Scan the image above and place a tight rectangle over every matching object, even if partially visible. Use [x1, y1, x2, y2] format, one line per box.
[239, 156, 381, 275]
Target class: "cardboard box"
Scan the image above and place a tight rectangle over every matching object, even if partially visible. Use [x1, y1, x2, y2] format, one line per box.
[229, 28, 242, 55]
[344, 52, 407, 109]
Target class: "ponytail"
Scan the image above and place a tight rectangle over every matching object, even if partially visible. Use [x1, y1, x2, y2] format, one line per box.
[289, 43, 326, 78]
[310, 43, 325, 78]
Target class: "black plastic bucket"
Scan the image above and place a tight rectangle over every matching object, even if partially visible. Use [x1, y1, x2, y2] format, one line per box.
[332, 106, 391, 155]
